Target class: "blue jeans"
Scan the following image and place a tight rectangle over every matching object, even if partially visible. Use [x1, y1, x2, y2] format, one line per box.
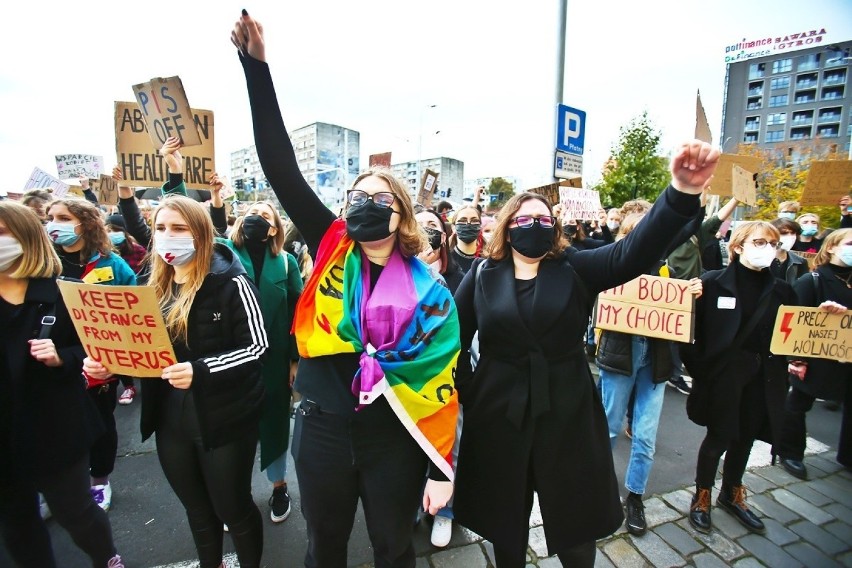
[599, 335, 666, 495]
[265, 451, 289, 484]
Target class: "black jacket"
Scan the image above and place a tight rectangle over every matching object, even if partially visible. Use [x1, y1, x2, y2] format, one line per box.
[140, 244, 268, 450]
[1, 278, 102, 482]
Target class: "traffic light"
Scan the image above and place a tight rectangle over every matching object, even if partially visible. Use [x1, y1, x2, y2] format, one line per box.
[235, 179, 244, 190]
[447, 188, 452, 197]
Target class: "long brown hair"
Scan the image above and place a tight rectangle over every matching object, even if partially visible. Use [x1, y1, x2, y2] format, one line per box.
[485, 193, 566, 261]
[0, 201, 62, 278]
[47, 197, 111, 263]
[148, 196, 216, 344]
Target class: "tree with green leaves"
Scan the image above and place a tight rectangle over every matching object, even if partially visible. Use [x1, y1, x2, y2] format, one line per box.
[592, 112, 670, 208]
[486, 177, 515, 210]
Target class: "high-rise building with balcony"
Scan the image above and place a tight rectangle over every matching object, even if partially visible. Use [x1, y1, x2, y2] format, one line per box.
[391, 157, 464, 202]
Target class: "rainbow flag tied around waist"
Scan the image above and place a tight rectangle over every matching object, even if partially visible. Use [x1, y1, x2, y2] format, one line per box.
[293, 219, 460, 480]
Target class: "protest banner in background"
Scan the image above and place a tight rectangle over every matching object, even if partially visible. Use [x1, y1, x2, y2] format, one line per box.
[731, 164, 757, 205]
[417, 169, 438, 208]
[57, 280, 176, 377]
[55, 154, 104, 180]
[797, 251, 818, 270]
[799, 160, 852, 207]
[65, 185, 85, 198]
[115, 101, 215, 190]
[527, 178, 582, 206]
[695, 90, 713, 144]
[707, 154, 763, 196]
[770, 305, 852, 363]
[560, 187, 602, 221]
[596, 274, 696, 343]
[132, 76, 202, 148]
[91, 174, 119, 205]
[23, 166, 70, 197]
[369, 152, 392, 168]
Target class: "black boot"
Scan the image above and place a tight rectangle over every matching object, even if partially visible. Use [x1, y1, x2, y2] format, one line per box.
[779, 458, 808, 480]
[623, 493, 647, 536]
[717, 484, 765, 534]
[689, 487, 712, 534]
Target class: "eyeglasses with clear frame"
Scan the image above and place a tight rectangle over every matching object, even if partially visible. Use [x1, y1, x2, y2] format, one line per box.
[346, 190, 396, 208]
[511, 215, 557, 229]
[748, 238, 782, 250]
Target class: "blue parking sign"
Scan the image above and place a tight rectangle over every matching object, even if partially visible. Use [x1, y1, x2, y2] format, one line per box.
[556, 105, 586, 156]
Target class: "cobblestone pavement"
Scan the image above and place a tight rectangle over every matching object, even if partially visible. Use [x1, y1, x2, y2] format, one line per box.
[400, 451, 852, 568]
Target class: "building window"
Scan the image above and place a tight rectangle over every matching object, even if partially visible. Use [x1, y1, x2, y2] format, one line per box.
[745, 116, 761, 131]
[746, 97, 762, 110]
[743, 133, 758, 143]
[822, 86, 845, 100]
[770, 76, 790, 90]
[791, 110, 814, 125]
[817, 126, 839, 137]
[767, 113, 787, 125]
[769, 95, 789, 107]
[819, 107, 842, 123]
[772, 58, 792, 74]
[766, 130, 785, 142]
[798, 53, 820, 71]
[795, 92, 817, 104]
[749, 62, 765, 79]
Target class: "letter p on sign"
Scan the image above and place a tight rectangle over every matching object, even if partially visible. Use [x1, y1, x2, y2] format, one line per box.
[556, 104, 586, 156]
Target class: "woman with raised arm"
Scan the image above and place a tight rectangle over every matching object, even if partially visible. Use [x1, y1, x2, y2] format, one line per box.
[451, 142, 716, 567]
[233, 11, 460, 567]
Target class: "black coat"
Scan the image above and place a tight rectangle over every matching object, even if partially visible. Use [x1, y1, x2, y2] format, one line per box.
[680, 263, 796, 443]
[452, 186, 701, 553]
[1, 278, 102, 483]
[140, 245, 267, 450]
[789, 265, 852, 400]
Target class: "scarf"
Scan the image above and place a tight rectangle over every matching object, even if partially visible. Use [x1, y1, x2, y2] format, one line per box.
[293, 219, 460, 480]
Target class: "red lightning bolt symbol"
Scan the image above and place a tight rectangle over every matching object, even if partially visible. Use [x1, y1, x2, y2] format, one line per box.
[780, 312, 794, 342]
[164, 252, 176, 264]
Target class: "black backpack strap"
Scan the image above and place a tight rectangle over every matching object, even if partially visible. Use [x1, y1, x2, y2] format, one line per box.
[811, 271, 822, 303]
[33, 303, 57, 340]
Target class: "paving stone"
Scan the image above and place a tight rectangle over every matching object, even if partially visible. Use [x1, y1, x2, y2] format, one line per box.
[644, 497, 681, 528]
[711, 506, 750, 540]
[823, 520, 852, 543]
[771, 488, 835, 525]
[738, 533, 804, 568]
[601, 538, 648, 568]
[742, 470, 776, 494]
[593, 549, 616, 568]
[482, 540, 495, 567]
[761, 518, 799, 546]
[784, 541, 842, 568]
[691, 552, 730, 568]
[810, 477, 852, 508]
[748, 493, 801, 524]
[837, 550, 852, 567]
[809, 455, 844, 474]
[676, 519, 745, 562]
[458, 526, 484, 544]
[825, 502, 852, 526]
[538, 556, 563, 568]
[415, 557, 430, 568]
[804, 453, 835, 475]
[430, 543, 489, 568]
[785, 480, 834, 507]
[528, 493, 543, 528]
[838, 468, 852, 481]
[754, 463, 800, 486]
[654, 522, 703, 557]
[629, 531, 685, 567]
[528, 526, 548, 558]
[660, 489, 692, 516]
[731, 558, 767, 568]
[788, 519, 849, 556]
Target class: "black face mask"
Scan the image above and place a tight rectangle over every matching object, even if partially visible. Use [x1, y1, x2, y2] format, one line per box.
[242, 215, 272, 242]
[424, 227, 443, 250]
[562, 224, 578, 237]
[509, 225, 554, 258]
[455, 224, 480, 244]
[345, 201, 395, 242]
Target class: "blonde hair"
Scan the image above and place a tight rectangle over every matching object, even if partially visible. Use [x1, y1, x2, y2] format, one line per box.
[616, 212, 646, 241]
[815, 228, 852, 268]
[620, 199, 652, 218]
[778, 201, 801, 214]
[485, 192, 565, 261]
[47, 197, 111, 263]
[0, 201, 62, 278]
[796, 212, 820, 226]
[727, 221, 780, 262]
[347, 168, 426, 257]
[230, 201, 285, 256]
[148, 196, 216, 344]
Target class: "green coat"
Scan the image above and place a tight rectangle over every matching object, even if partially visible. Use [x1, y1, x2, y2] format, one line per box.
[217, 238, 303, 470]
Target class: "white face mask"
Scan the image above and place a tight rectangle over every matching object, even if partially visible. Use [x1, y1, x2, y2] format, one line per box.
[741, 245, 776, 270]
[779, 234, 796, 251]
[154, 234, 196, 266]
[0, 235, 24, 273]
[606, 221, 620, 232]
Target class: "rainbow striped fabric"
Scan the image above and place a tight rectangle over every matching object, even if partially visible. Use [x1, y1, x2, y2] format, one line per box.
[293, 219, 460, 480]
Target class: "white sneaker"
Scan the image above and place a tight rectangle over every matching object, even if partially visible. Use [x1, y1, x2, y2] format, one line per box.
[91, 482, 112, 512]
[430, 515, 453, 548]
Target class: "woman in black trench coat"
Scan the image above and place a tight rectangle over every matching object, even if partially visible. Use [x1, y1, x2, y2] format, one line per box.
[452, 141, 717, 567]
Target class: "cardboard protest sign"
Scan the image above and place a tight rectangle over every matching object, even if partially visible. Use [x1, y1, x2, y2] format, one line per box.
[797, 251, 818, 271]
[417, 169, 438, 208]
[57, 280, 176, 377]
[23, 166, 70, 197]
[695, 90, 713, 144]
[65, 185, 85, 198]
[770, 305, 852, 363]
[115, 101, 215, 190]
[799, 160, 852, 207]
[559, 187, 602, 221]
[55, 154, 104, 180]
[527, 179, 582, 206]
[596, 274, 696, 343]
[132, 76, 202, 148]
[731, 164, 757, 205]
[92, 174, 119, 205]
[707, 154, 762, 196]
[369, 152, 392, 168]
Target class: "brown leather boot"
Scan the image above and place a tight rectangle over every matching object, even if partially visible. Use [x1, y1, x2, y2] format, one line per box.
[689, 486, 712, 534]
[717, 484, 765, 533]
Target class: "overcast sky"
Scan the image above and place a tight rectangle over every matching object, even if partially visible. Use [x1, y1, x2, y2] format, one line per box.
[1, 0, 850, 196]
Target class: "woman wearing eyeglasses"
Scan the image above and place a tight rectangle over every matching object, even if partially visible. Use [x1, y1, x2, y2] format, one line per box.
[451, 142, 716, 567]
[233, 12, 460, 567]
[450, 205, 484, 274]
[680, 222, 796, 536]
